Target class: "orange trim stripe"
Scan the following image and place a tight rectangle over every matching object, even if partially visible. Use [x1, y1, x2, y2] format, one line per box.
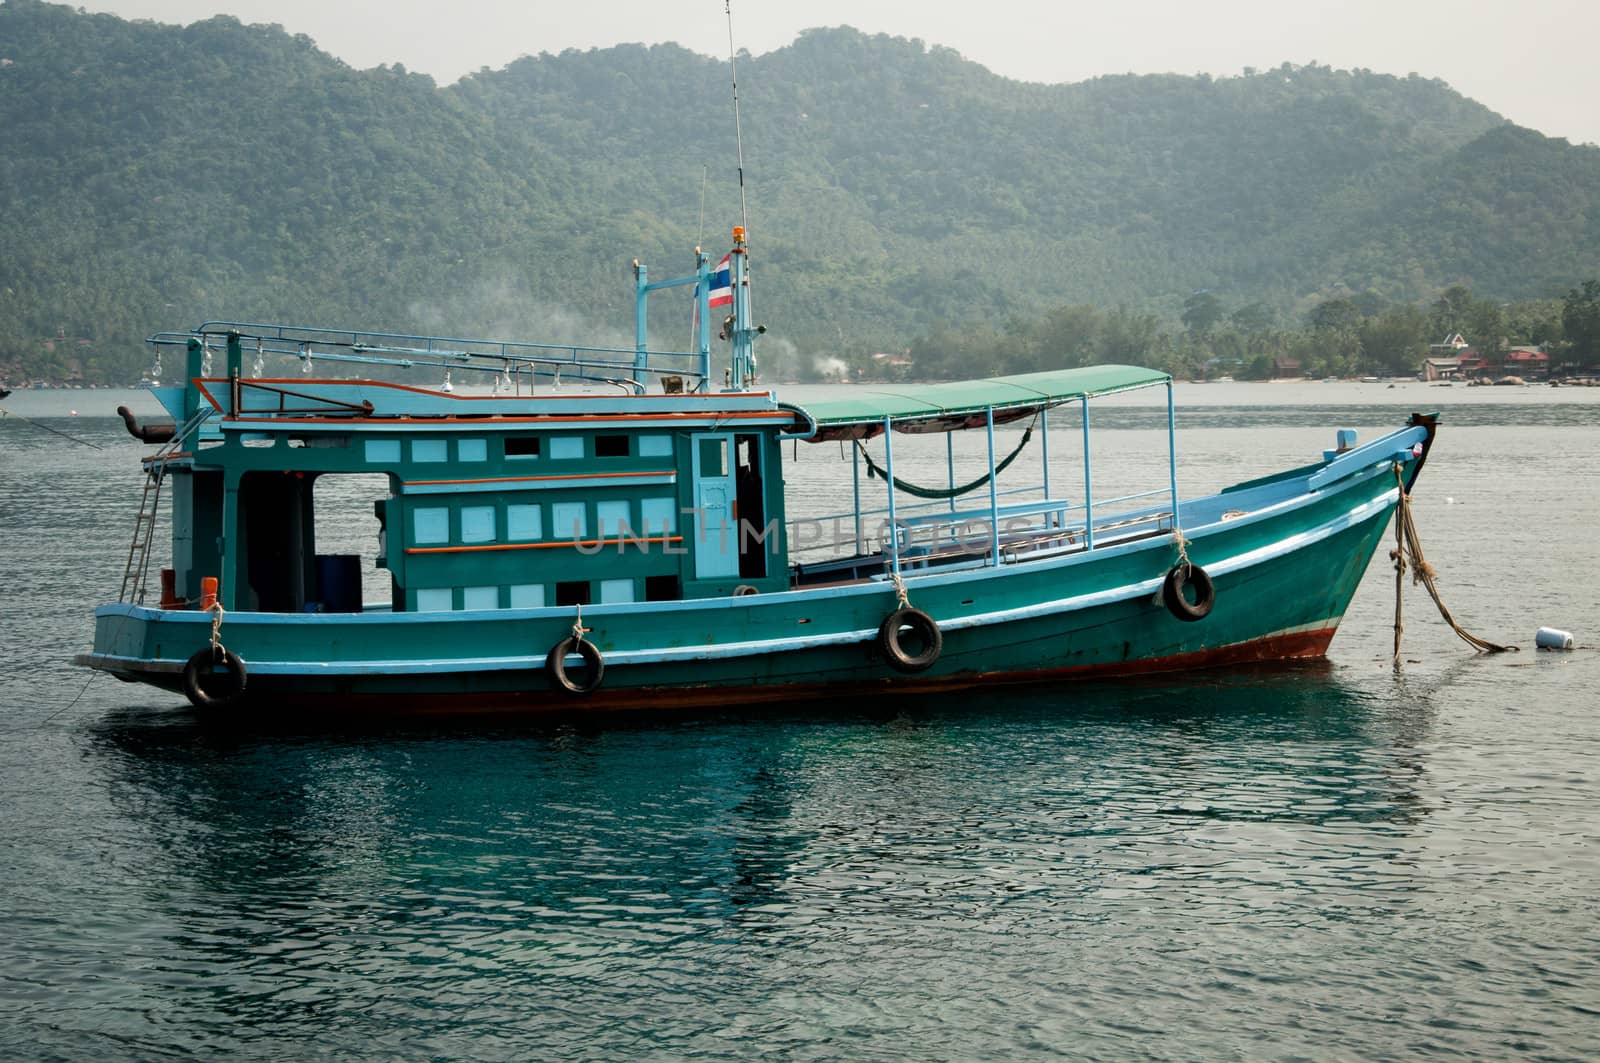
[222, 411, 781, 425]
[405, 535, 684, 555]
[406, 470, 674, 487]
[200, 376, 775, 402]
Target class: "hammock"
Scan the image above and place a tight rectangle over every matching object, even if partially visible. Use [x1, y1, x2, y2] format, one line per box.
[856, 422, 1035, 500]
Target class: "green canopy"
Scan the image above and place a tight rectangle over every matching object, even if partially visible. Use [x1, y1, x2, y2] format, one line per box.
[782, 364, 1170, 441]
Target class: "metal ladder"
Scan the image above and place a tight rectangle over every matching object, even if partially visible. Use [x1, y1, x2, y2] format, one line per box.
[118, 407, 214, 605]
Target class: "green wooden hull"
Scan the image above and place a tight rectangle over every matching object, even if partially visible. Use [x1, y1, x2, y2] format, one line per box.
[80, 450, 1408, 714]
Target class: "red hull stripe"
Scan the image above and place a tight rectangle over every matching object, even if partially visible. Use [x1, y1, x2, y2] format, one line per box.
[242, 627, 1339, 716]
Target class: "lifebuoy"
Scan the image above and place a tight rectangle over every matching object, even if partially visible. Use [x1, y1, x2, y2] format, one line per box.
[182, 645, 247, 708]
[878, 607, 943, 673]
[1162, 563, 1215, 622]
[546, 635, 605, 694]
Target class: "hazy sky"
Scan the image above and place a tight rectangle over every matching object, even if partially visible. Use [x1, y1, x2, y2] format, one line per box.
[72, 0, 1600, 146]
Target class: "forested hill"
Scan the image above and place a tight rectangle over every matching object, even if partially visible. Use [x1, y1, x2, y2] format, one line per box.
[4, 0, 1600, 383]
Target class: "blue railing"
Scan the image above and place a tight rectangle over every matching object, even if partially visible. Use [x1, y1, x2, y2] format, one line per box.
[148, 321, 706, 394]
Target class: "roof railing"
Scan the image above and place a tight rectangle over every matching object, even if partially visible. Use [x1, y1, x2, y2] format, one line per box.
[147, 321, 706, 393]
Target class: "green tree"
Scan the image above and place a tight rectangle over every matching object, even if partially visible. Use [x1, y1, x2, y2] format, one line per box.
[1562, 280, 1600, 362]
[1182, 291, 1224, 337]
[1309, 297, 1361, 332]
[1359, 304, 1429, 375]
[1430, 284, 1478, 340]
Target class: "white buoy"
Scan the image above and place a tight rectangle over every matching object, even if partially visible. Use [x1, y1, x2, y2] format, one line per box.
[1535, 627, 1574, 650]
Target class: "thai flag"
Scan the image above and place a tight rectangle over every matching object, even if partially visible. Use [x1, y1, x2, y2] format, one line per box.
[705, 254, 733, 308]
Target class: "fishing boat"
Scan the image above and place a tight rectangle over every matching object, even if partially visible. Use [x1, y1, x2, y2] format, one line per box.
[76, 229, 1437, 712]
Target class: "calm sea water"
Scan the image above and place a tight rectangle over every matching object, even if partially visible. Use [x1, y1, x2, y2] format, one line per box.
[3, 382, 1598, 1060]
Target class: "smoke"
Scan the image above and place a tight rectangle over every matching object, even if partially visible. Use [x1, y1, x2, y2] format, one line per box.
[406, 275, 632, 351]
[812, 355, 849, 379]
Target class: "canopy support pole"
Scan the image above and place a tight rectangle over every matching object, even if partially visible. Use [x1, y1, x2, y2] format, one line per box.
[1041, 405, 1052, 501]
[882, 416, 900, 577]
[946, 432, 957, 515]
[852, 439, 862, 555]
[986, 408, 1001, 566]
[1166, 381, 1180, 534]
[1081, 396, 1095, 551]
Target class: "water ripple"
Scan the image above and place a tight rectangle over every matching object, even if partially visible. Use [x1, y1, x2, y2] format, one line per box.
[3, 397, 1599, 1059]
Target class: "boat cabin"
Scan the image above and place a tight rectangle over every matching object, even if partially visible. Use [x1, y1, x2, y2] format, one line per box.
[147, 363, 793, 615]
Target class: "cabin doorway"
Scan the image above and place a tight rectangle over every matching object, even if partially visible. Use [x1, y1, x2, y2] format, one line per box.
[690, 432, 737, 579]
[735, 433, 767, 579]
[692, 432, 771, 583]
[310, 473, 394, 611]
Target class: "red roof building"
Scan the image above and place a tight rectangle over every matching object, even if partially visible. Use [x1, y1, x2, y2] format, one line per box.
[1503, 347, 1549, 378]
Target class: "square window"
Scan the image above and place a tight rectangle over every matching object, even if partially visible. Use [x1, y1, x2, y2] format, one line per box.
[458, 439, 488, 462]
[461, 505, 496, 544]
[595, 434, 629, 457]
[506, 436, 541, 459]
[508, 504, 542, 541]
[548, 436, 584, 460]
[462, 586, 498, 610]
[641, 497, 677, 535]
[555, 581, 591, 607]
[551, 502, 586, 540]
[413, 507, 449, 544]
[509, 584, 545, 609]
[599, 578, 635, 604]
[596, 500, 633, 537]
[645, 575, 679, 601]
[415, 588, 452, 612]
[412, 439, 448, 463]
[698, 437, 726, 477]
[638, 434, 673, 458]
[365, 439, 401, 463]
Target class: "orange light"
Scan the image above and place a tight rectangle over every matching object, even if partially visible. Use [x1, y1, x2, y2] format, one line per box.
[732, 226, 745, 242]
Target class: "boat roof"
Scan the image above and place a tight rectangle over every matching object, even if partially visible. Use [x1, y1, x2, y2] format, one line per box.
[784, 364, 1170, 441]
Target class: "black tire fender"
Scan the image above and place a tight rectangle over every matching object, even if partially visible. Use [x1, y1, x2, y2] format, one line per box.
[877, 607, 943, 673]
[182, 645, 248, 708]
[546, 635, 605, 694]
[1162, 563, 1215, 622]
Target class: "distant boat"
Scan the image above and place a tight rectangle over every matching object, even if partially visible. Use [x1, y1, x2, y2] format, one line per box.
[0, 387, 11, 400]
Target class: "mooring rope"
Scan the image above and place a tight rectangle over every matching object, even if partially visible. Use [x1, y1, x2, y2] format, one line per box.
[1171, 529, 1192, 572]
[0, 407, 104, 450]
[890, 569, 912, 610]
[572, 603, 591, 642]
[208, 601, 226, 650]
[1390, 464, 1514, 662]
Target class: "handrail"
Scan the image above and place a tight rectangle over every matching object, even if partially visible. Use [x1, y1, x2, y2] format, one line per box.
[192, 320, 698, 365]
[147, 321, 706, 393]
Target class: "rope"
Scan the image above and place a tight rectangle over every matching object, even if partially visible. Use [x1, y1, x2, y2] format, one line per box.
[0, 407, 104, 449]
[1390, 464, 1515, 662]
[572, 604, 591, 642]
[856, 420, 1036, 500]
[1171, 529, 1192, 573]
[890, 570, 911, 610]
[208, 601, 225, 650]
[28, 671, 100, 729]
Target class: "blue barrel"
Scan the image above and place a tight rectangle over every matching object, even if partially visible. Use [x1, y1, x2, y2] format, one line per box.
[315, 554, 363, 613]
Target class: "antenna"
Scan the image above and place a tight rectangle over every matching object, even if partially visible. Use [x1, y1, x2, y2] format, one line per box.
[724, 0, 755, 363]
[697, 165, 708, 247]
[725, 0, 749, 238]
